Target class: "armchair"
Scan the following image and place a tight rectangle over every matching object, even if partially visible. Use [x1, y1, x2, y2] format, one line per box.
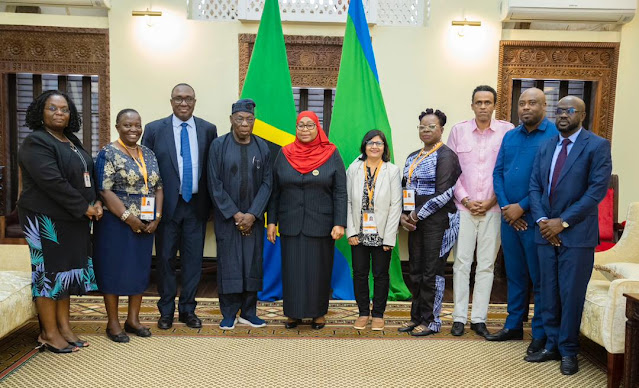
[581, 202, 639, 387]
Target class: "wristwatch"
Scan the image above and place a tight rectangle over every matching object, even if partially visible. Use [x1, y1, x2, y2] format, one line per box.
[561, 219, 569, 228]
[156, 212, 162, 220]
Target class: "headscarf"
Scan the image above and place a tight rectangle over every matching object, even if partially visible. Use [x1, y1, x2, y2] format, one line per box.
[282, 111, 337, 174]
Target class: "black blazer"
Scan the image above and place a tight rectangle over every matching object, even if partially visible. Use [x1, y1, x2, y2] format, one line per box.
[268, 149, 347, 237]
[142, 115, 217, 221]
[530, 129, 612, 248]
[18, 129, 96, 220]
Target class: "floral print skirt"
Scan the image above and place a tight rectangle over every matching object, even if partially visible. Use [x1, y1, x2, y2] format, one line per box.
[18, 207, 98, 300]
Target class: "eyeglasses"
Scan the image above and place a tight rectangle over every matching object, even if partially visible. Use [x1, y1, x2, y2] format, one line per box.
[233, 116, 255, 124]
[171, 97, 196, 105]
[555, 107, 581, 115]
[366, 141, 384, 147]
[297, 123, 316, 131]
[418, 124, 439, 131]
[46, 105, 70, 114]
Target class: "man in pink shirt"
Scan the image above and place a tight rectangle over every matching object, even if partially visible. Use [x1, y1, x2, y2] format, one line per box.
[447, 85, 514, 337]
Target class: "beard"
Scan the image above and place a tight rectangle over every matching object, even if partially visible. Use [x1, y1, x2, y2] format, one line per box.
[557, 119, 580, 133]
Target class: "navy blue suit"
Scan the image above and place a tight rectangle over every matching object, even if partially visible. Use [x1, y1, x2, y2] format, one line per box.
[142, 115, 217, 317]
[529, 128, 612, 356]
[493, 118, 557, 339]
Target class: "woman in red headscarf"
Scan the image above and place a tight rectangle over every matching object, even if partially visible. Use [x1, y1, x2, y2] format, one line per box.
[267, 111, 347, 329]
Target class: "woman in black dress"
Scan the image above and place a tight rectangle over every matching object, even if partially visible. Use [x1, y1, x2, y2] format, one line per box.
[18, 90, 102, 353]
[267, 111, 347, 329]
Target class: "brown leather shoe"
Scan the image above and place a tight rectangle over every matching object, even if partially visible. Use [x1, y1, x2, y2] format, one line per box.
[371, 318, 384, 331]
[353, 316, 369, 330]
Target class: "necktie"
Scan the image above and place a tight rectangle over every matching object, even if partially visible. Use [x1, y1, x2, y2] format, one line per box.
[180, 122, 193, 202]
[550, 138, 571, 200]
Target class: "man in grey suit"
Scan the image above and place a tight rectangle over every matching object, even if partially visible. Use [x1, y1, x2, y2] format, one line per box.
[142, 83, 217, 329]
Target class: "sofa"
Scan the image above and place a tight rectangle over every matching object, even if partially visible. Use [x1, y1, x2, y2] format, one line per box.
[0, 244, 35, 339]
[580, 202, 639, 388]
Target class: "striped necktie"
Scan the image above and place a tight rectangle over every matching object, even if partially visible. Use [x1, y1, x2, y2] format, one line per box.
[180, 122, 193, 202]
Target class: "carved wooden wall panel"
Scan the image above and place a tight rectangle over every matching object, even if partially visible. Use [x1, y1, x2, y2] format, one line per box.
[496, 41, 619, 140]
[0, 25, 110, 213]
[238, 34, 343, 92]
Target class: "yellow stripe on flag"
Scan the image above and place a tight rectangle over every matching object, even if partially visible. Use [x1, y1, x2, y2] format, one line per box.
[253, 119, 295, 147]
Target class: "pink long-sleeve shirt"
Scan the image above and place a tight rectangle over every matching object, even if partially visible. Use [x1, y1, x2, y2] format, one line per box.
[447, 118, 514, 213]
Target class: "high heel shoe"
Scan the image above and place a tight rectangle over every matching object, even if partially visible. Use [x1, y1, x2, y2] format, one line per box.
[67, 339, 89, 348]
[36, 341, 78, 354]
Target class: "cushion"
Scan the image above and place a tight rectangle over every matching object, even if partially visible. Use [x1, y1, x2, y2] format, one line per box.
[595, 241, 616, 252]
[594, 262, 639, 282]
[0, 270, 35, 339]
[598, 188, 614, 241]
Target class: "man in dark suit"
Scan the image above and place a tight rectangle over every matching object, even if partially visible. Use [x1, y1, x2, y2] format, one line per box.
[142, 83, 217, 329]
[527, 96, 612, 375]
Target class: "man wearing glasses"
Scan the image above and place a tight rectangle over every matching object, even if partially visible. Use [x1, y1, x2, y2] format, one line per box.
[528, 96, 611, 375]
[447, 85, 514, 338]
[142, 83, 217, 330]
[489, 87, 558, 354]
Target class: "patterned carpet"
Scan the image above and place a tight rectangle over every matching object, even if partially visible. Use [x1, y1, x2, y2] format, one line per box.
[0, 297, 606, 387]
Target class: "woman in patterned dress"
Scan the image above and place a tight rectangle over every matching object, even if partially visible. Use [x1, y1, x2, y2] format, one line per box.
[345, 130, 402, 331]
[93, 109, 163, 343]
[18, 90, 102, 353]
[398, 108, 461, 337]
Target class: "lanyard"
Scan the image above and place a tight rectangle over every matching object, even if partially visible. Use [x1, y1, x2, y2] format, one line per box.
[118, 139, 148, 190]
[69, 142, 88, 173]
[407, 142, 443, 185]
[364, 160, 382, 207]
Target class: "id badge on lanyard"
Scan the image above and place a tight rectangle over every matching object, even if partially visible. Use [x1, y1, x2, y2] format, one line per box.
[403, 189, 415, 211]
[83, 172, 92, 188]
[140, 196, 156, 221]
[362, 210, 378, 235]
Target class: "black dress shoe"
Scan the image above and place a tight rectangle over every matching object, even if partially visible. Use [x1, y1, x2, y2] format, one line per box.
[311, 320, 326, 330]
[524, 348, 561, 363]
[560, 356, 579, 375]
[179, 313, 202, 328]
[485, 328, 524, 341]
[157, 316, 173, 330]
[410, 325, 436, 337]
[284, 319, 300, 329]
[470, 323, 490, 337]
[124, 321, 152, 337]
[451, 322, 465, 336]
[106, 328, 130, 343]
[526, 338, 546, 355]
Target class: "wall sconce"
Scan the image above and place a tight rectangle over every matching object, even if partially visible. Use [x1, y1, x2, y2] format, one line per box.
[132, 9, 162, 26]
[451, 19, 481, 37]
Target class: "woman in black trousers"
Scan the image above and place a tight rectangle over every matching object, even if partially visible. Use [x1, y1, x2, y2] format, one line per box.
[267, 111, 347, 330]
[346, 130, 402, 331]
[398, 109, 461, 336]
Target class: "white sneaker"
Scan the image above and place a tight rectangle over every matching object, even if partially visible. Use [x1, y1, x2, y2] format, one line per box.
[219, 317, 238, 330]
[237, 316, 267, 328]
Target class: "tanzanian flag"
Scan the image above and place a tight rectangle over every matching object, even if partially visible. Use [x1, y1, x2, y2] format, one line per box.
[240, 0, 296, 301]
[328, 0, 411, 300]
[243, 0, 362, 301]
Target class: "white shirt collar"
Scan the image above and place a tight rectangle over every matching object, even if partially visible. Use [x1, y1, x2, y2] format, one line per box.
[172, 114, 196, 129]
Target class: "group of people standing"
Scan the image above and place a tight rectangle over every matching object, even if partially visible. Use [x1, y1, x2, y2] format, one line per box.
[17, 82, 612, 377]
